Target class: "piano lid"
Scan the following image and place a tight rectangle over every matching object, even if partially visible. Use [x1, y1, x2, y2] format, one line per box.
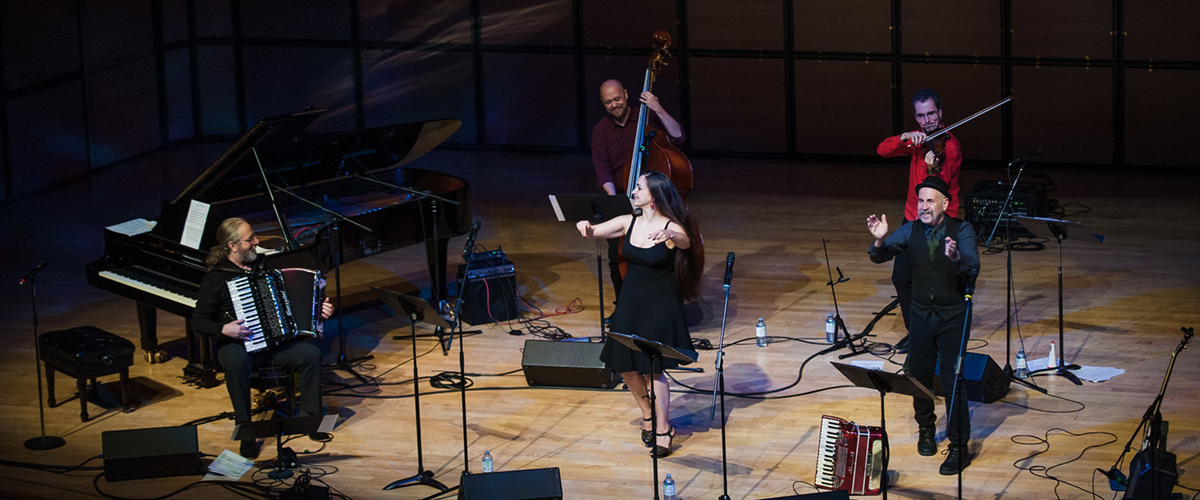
[172, 108, 461, 205]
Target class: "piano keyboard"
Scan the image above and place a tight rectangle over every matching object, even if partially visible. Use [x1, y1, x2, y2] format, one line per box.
[816, 416, 846, 489]
[815, 414, 884, 496]
[98, 269, 197, 308]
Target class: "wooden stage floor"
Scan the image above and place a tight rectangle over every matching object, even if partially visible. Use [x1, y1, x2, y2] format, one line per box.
[1, 146, 1198, 499]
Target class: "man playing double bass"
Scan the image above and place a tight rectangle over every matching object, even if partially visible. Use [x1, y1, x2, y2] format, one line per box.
[876, 89, 962, 353]
[591, 79, 685, 302]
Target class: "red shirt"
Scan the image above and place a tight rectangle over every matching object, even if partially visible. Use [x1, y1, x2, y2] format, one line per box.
[591, 107, 683, 193]
[877, 132, 961, 220]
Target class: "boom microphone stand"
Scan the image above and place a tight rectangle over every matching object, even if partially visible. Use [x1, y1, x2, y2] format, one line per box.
[21, 262, 65, 451]
[708, 252, 735, 500]
[815, 239, 868, 358]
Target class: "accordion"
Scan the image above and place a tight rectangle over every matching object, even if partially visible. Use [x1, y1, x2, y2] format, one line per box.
[815, 414, 886, 496]
[226, 268, 326, 353]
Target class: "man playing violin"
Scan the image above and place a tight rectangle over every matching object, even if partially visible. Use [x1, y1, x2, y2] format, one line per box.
[591, 79, 684, 301]
[876, 89, 962, 353]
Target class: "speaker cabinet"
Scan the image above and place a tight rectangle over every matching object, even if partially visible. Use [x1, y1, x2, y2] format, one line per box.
[458, 262, 518, 325]
[1124, 448, 1177, 500]
[458, 467, 563, 500]
[102, 425, 203, 481]
[521, 340, 619, 389]
[932, 352, 1011, 403]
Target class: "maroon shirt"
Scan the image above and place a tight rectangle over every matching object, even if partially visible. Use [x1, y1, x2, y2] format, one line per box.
[591, 106, 684, 193]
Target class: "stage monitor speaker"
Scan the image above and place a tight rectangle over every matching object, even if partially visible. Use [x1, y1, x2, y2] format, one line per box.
[458, 467, 563, 500]
[1123, 448, 1177, 500]
[932, 352, 1011, 403]
[759, 490, 850, 499]
[458, 261, 519, 325]
[521, 339, 619, 389]
[102, 425, 204, 481]
[963, 180, 1047, 240]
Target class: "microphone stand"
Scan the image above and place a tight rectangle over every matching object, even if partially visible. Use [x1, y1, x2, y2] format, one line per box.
[983, 157, 1044, 393]
[708, 254, 734, 500]
[814, 239, 867, 358]
[948, 274, 978, 500]
[21, 263, 65, 451]
[267, 183, 375, 383]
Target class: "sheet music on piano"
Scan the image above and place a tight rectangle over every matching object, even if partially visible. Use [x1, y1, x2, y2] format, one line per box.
[105, 218, 157, 237]
[181, 199, 211, 249]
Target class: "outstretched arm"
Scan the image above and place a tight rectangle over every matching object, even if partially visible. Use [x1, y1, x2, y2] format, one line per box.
[577, 214, 631, 240]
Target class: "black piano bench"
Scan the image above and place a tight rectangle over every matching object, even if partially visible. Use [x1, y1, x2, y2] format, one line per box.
[39, 326, 135, 422]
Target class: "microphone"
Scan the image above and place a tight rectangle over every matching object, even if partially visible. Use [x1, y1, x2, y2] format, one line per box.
[438, 300, 455, 354]
[964, 267, 980, 298]
[18, 261, 47, 285]
[463, 220, 482, 257]
[1016, 148, 1043, 163]
[723, 252, 735, 288]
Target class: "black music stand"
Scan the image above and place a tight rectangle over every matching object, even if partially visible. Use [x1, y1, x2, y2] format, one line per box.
[829, 362, 938, 500]
[550, 194, 634, 337]
[1015, 216, 1104, 385]
[373, 287, 452, 495]
[608, 331, 698, 500]
[232, 414, 335, 479]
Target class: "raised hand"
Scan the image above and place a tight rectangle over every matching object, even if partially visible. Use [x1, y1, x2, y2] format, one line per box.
[944, 236, 959, 262]
[901, 131, 927, 145]
[640, 91, 664, 114]
[867, 214, 889, 240]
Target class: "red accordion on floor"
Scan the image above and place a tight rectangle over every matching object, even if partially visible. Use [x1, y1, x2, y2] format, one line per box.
[815, 414, 886, 496]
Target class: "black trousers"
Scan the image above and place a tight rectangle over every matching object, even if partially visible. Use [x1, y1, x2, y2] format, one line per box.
[905, 310, 971, 448]
[606, 237, 623, 302]
[218, 341, 323, 429]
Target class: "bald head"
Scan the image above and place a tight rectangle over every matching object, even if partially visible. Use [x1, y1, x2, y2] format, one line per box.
[599, 79, 630, 122]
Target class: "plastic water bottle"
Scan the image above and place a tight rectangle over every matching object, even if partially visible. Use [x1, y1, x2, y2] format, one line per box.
[1014, 349, 1029, 379]
[755, 318, 767, 347]
[825, 313, 836, 343]
[663, 473, 676, 500]
[482, 450, 493, 473]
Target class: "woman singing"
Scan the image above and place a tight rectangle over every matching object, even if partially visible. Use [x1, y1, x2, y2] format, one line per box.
[576, 170, 703, 458]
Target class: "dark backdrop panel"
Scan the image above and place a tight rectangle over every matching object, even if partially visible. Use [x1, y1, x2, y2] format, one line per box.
[690, 57, 786, 153]
[162, 0, 189, 44]
[794, 0, 891, 54]
[1012, 66, 1113, 164]
[359, 0, 471, 43]
[1, 0, 80, 90]
[583, 55, 682, 138]
[904, 1, 1000, 57]
[87, 58, 159, 166]
[581, 0, 676, 48]
[483, 53, 576, 147]
[85, 0, 154, 68]
[1125, 1, 1200, 61]
[361, 50, 476, 143]
[165, 48, 194, 141]
[243, 47, 356, 133]
[902, 63, 1004, 161]
[794, 60, 892, 156]
[197, 46, 238, 136]
[482, 0, 572, 46]
[688, 0, 784, 51]
[241, 1, 351, 40]
[1125, 69, 1200, 167]
[195, 1, 232, 38]
[1012, 1, 1111, 59]
[7, 83, 88, 196]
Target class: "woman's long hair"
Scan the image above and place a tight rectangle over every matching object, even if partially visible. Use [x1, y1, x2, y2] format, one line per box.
[642, 171, 704, 301]
[205, 217, 248, 269]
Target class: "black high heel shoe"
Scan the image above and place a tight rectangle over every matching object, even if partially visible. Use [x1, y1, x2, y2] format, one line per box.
[641, 417, 654, 447]
[651, 427, 675, 458]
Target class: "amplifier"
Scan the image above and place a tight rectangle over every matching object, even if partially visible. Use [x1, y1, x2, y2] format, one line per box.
[457, 260, 518, 325]
[465, 247, 508, 269]
[963, 180, 1047, 240]
[102, 425, 203, 481]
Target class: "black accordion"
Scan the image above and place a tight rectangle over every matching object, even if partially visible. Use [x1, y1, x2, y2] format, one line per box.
[226, 268, 326, 352]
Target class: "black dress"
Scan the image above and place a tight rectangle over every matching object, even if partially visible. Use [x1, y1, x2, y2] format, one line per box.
[600, 215, 693, 374]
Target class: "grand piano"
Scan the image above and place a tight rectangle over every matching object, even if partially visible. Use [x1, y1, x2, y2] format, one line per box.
[87, 109, 470, 386]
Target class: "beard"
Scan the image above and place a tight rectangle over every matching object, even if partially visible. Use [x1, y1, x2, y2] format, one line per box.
[234, 248, 258, 267]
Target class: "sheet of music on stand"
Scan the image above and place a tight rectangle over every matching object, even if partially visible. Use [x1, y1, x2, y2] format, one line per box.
[180, 199, 211, 249]
[548, 195, 567, 221]
[105, 218, 157, 236]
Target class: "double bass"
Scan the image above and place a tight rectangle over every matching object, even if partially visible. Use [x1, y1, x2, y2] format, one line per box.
[620, 30, 693, 201]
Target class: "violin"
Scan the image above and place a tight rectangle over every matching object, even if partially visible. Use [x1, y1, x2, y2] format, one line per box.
[913, 96, 1012, 173]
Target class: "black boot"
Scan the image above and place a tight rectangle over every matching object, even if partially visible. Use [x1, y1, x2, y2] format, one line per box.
[939, 445, 971, 475]
[917, 426, 937, 456]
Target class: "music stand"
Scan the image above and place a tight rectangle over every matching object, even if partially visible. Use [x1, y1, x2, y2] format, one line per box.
[232, 414, 336, 479]
[549, 194, 634, 337]
[608, 331, 697, 500]
[372, 287, 452, 495]
[1015, 216, 1105, 385]
[829, 362, 938, 500]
